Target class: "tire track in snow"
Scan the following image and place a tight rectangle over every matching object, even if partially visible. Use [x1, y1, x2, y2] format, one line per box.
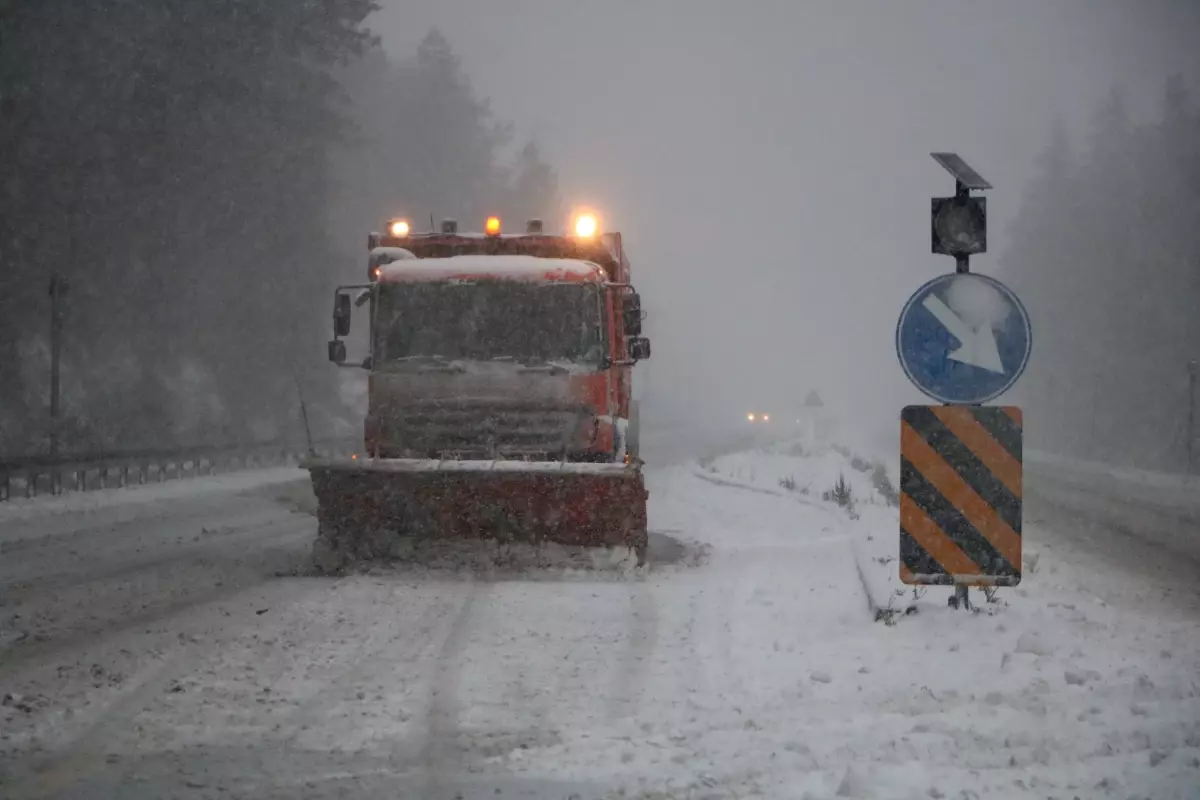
[13, 580, 469, 797]
[5, 580, 318, 799]
[419, 579, 489, 796]
[689, 576, 733, 714]
[692, 465, 881, 617]
[0, 488, 298, 549]
[602, 574, 660, 724]
[0, 525, 310, 674]
[10, 654, 204, 798]
[0, 500, 306, 591]
[662, 467, 876, 741]
[0, 514, 303, 598]
[640, 470, 730, 731]
[274, 581, 442, 754]
[666, 473, 746, 736]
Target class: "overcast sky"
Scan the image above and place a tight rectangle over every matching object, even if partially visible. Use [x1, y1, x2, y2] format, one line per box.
[370, 0, 1200, 437]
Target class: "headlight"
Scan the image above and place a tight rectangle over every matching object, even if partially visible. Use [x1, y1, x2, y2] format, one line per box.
[573, 213, 598, 238]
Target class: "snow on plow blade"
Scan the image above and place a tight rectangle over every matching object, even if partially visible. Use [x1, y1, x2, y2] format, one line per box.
[301, 457, 649, 573]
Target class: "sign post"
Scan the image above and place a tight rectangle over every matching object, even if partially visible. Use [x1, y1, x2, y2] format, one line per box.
[48, 275, 68, 494]
[896, 154, 1031, 611]
[1188, 361, 1197, 478]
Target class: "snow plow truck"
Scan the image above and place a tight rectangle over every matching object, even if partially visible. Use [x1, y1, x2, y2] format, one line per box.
[302, 213, 652, 572]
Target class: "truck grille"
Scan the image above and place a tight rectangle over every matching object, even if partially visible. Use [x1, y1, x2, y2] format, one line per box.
[373, 402, 591, 459]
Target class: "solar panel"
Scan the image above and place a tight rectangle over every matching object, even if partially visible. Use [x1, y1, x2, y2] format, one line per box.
[930, 152, 993, 190]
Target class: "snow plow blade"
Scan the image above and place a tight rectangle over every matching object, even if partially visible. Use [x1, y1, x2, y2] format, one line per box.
[301, 457, 649, 573]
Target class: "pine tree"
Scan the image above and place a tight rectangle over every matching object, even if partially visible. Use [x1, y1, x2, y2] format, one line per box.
[0, 13, 563, 454]
[0, 0, 378, 451]
[508, 140, 561, 227]
[1003, 76, 1200, 468]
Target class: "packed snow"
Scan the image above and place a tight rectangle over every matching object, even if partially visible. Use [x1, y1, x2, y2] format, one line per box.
[1, 430, 1198, 798]
[369, 246, 418, 262]
[377, 254, 605, 283]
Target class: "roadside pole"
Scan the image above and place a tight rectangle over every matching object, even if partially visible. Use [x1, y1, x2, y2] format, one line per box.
[49, 274, 68, 494]
[1188, 360, 1197, 478]
[1090, 371, 1100, 461]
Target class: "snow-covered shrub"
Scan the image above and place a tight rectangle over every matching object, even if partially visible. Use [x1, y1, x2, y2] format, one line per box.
[870, 462, 899, 507]
[823, 473, 854, 508]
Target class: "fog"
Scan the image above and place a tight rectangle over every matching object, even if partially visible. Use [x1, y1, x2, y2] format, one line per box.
[373, 0, 1200, 453]
[1, 1, 1198, 469]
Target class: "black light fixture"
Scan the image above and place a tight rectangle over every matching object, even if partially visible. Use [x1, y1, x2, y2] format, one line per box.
[931, 195, 987, 256]
[929, 153, 992, 273]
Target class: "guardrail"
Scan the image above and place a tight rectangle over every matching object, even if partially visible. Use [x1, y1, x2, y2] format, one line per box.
[0, 437, 358, 502]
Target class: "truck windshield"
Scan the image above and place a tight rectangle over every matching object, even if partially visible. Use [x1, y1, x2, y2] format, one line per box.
[375, 280, 605, 365]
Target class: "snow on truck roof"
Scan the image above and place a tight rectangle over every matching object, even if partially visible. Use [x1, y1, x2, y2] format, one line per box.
[376, 254, 607, 284]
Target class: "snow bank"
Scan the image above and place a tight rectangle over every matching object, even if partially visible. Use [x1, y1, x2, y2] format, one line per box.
[700, 436, 907, 615]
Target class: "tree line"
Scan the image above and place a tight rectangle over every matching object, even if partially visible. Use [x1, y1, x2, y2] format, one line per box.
[1003, 75, 1200, 470]
[0, 3, 559, 456]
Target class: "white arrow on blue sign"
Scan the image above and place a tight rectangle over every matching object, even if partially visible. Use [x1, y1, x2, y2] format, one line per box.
[896, 272, 1032, 405]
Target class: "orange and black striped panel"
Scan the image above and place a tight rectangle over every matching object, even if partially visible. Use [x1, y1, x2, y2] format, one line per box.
[899, 405, 1023, 586]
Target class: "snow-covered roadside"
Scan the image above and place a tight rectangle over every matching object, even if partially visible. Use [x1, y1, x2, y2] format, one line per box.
[698, 438, 908, 617]
[661, 437, 1200, 797]
[1024, 451, 1200, 614]
[2, 437, 1198, 798]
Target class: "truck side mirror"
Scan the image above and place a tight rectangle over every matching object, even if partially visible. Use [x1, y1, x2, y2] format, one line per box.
[629, 337, 651, 361]
[623, 292, 643, 336]
[328, 340, 347, 364]
[333, 293, 352, 337]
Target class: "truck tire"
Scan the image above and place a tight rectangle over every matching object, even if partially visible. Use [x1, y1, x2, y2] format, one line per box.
[626, 400, 640, 459]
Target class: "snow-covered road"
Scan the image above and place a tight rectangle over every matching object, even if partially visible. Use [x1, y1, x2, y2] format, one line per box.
[1024, 461, 1200, 620]
[1, 440, 1198, 799]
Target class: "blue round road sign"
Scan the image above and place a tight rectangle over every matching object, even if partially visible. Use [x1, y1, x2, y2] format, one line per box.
[896, 272, 1032, 405]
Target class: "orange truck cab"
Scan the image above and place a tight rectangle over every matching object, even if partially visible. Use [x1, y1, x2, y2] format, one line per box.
[327, 215, 651, 464]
